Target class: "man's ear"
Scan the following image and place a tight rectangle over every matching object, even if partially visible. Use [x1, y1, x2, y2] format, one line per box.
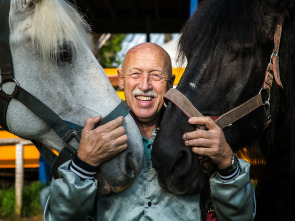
[118, 69, 124, 90]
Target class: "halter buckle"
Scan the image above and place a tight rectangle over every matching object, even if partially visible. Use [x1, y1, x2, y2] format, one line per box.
[0, 78, 19, 98]
[259, 87, 271, 102]
[264, 100, 271, 120]
[259, 87, 271, 121]
[62, 130, 81, 153]
[270, 51, 278, 62]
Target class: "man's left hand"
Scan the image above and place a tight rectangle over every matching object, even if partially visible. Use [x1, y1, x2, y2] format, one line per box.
[183, 116, 233, 170]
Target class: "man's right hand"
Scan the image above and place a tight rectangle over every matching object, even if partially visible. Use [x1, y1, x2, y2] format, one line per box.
[77, 116, 128, 167]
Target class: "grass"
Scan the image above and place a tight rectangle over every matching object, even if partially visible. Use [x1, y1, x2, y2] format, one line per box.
[0, 182, 46, 219]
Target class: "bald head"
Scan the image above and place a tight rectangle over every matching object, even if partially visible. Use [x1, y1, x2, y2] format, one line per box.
[122, 43, 172, 78]
[117, 42, 175, 130]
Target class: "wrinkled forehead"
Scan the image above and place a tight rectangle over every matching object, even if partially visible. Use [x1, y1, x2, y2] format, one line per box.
[124, 47, 169, 74]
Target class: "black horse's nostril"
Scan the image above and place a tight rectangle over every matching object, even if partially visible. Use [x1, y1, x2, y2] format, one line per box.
[171, 149, 192, 178]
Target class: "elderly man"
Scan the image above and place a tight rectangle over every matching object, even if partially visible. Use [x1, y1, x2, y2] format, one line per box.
[40, 43, 256, 220]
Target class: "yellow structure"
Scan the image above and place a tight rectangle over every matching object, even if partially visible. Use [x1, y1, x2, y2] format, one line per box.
[0, 128, 39, 168]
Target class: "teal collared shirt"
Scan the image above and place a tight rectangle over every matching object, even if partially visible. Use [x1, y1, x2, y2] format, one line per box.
[142, 129, 157, 167]
[96, 128, 202, 220]
[40, 129, 256, 221]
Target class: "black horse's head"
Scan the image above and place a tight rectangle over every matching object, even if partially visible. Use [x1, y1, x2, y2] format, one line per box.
[152, 0, 294, 195]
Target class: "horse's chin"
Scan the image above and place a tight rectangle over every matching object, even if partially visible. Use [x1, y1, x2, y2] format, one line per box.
[95, 172, 135, 195]
[156, 171, 204, 196]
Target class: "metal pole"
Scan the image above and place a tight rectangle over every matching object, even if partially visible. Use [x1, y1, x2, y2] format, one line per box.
[146, 15, 151, 42]
[190, 0, 198, 16]
[15, 143, 24, 217]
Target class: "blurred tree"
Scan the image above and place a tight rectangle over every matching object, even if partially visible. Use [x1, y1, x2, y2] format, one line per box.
[92, 33, 126, 68]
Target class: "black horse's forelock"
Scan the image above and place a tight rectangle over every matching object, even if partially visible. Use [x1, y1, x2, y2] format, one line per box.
[178, 0, 275, 65]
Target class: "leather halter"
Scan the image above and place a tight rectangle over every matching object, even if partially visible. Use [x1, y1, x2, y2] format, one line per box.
[0, 0, 130, 179]
[164, 16, 283, 131]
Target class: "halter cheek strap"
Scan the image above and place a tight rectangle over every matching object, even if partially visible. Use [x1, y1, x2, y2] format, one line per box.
[0, 0, 14, 131]
[263, 16, 284, 92]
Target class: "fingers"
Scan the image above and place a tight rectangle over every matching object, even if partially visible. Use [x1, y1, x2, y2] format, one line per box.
[102, 116, 125, 132]
[109, 140, 128, 154]
[184, 130, 216, 159]
[188, 116, 216, 130]
[183, 128, 212, 141]
[183, 116, 234, 168]
[110, 133, 128, 151]
[183, 116, 221, 141]
[78, 116, 127, 167]
[106, 124, 126, 141]
[83, 116, 124, 134]
[83, 116, 101, 131]
[184, 136, 213, 148]
[191, 146, 213, 156]
[95, 133, 128, 165]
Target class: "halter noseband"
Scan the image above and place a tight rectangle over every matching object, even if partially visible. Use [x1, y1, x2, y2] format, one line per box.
[0, 0, 130, 179]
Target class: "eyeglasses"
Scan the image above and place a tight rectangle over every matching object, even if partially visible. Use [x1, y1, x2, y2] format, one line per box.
[125, 71, 171, 82]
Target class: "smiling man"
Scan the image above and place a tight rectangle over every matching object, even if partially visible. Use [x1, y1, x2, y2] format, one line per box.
[40, 43, 256, 221]
[117, 43, 174, 140]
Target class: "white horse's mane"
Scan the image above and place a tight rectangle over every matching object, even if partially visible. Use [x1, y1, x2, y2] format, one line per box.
[30, 0, 91, 61]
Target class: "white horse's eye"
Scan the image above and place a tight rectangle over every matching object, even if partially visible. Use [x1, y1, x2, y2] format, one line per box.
[56, 41, 73, 65]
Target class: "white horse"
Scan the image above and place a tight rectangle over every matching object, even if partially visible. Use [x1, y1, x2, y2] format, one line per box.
[2, 0, 144, 194]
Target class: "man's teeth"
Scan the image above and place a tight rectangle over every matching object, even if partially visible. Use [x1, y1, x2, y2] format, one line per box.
[136, 96, 153, 101]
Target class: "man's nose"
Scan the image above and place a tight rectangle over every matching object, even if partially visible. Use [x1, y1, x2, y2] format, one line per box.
[139, 73, 152, 91]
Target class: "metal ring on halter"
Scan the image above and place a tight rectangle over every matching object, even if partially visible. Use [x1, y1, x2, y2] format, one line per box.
[259, 87, 271, 119]
[270, 51, 278, 59]
[264, 100, 271, 120]
[270, 51, 278, 64]
[0, 78, 19, 97]
[259, 87, 271, 102]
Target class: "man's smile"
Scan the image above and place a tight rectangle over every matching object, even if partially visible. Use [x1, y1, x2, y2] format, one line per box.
[135, 96, 154, 101]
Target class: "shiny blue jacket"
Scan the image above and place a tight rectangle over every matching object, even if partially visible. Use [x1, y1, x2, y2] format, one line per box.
[40, 130, 256, 221]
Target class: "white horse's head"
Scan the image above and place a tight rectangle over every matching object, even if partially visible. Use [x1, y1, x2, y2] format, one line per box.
[4, 0, 144, 194]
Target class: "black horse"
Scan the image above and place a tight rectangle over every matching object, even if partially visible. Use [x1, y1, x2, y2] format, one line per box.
[152, 0, 295, 220]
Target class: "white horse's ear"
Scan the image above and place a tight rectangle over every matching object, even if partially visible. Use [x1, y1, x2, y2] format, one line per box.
[22, 0, 40, 9]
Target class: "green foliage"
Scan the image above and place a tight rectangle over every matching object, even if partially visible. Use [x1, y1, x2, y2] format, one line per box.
[22, 182, 46, 217]
[0, 182, 46, 218]
[94, 34, 126, 68]
[0, 186, 15, 217]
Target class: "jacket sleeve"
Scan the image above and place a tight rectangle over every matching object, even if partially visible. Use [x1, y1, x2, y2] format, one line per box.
[209, 159, 256, 221]
[39, 160, 97, 221]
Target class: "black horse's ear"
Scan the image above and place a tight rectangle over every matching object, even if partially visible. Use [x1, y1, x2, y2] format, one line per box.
[260, 0, 295, 13]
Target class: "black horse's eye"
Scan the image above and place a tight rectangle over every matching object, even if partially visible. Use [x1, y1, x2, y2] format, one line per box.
[230, 42, 255, 60]
[241, 47, 255, 58]
[57, 42, 73, 65]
